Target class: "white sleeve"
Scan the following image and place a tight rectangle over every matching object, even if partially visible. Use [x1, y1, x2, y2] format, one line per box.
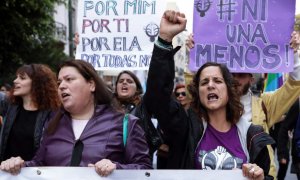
[289, 52, 300, 81]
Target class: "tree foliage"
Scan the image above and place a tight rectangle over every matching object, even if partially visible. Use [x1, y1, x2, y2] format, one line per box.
[0, 0, 68, 84]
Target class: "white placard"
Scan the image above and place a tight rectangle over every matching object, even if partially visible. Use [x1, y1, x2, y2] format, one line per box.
[0, 168, 248, 180]
[75, 0, 167, 70]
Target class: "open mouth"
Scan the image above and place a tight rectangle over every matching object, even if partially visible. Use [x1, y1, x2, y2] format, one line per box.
[207, 93, 219, 101]
[14, 85, 21, 90]
[121, 86, 128, 92]
[61, 92, 70, 99]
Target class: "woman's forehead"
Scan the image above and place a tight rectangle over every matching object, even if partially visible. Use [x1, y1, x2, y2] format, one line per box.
[119, 73, 134, 80]
[58, 66, 81, 78]
[200, 66, 223, 78]
[16, 72, 29, 77]
[176, 87, 186, 92]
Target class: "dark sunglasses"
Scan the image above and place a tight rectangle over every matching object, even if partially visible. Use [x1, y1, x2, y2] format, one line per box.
[175, 92, 186, 97]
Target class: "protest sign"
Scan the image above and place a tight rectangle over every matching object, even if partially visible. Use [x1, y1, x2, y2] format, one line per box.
[75, 0, 166, 70]
[190, 0, 296, 73]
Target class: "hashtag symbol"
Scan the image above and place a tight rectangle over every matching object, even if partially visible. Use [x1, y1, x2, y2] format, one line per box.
[217, 0, 237, 22]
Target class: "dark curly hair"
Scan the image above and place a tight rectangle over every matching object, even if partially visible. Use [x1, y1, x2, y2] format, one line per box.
[188, 62, 243, 124]
[114, 70, 143, 105]
[10, 64, 61, 110]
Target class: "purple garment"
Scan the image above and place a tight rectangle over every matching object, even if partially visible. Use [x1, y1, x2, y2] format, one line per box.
[25, 105, 152, 169]
[195, 124, 246, 170]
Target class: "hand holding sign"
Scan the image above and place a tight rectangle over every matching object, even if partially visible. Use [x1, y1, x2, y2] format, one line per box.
[88, 159, 116, 177]
[159, 10, 187, 42]
[186, 33, 195, 50]
[290, 31, 300, 52]
[0, 156, 25, 175]
[74, 32, 79, 46]
[242, 163, 264, 180]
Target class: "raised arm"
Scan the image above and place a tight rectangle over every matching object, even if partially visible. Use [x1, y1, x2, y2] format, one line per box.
[144, 10, 187, 137]
[262, 31, 300, 128]
[289, 31, 300, 80]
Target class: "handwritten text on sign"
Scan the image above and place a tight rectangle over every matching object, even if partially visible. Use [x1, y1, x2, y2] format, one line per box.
[75, 0, 166, 70]
[190, 0, 296, 73]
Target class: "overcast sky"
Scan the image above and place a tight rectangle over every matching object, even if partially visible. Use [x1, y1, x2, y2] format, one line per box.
[169, 0, 300, 33]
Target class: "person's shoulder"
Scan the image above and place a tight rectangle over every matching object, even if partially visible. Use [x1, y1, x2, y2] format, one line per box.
[248, 124, 264, 134]
[0, 92, 5, 100]
[95, 104, 129, 120]
[96, 104, 119, 114]
[246, 124, 275, 148]
[251, 93, 262, 100]
[47, 109, 61, 118]
[251, 94, 264, 105]
[127, 113, 139, 122]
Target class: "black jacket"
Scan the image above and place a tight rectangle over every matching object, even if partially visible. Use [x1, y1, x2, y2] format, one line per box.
[0, 103, 51, 161]
[144, 44, 274, 179]
[123, 99, 162, 158]
[277, 100, 300, 173]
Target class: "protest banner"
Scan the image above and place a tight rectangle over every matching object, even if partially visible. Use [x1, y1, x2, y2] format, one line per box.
[75, 0, 166, 70]
[190, 0, 296, 73]
[0, 168, 248, 180]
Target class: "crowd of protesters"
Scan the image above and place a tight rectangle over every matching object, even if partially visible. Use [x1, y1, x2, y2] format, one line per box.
[0, 9, 299, 180]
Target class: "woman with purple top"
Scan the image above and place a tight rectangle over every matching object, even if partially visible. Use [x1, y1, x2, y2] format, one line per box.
[0, 60, 151, 176]
[144, 10, 274, 180]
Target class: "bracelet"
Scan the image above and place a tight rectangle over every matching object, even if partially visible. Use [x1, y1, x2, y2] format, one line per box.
[155, 36, 173, 50]
[158, 36, 172, 45]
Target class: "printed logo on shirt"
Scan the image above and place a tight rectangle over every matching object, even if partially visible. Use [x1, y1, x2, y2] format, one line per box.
[197, 146, 243, 170]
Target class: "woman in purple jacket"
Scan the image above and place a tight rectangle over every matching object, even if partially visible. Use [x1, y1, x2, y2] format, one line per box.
[0, 60, 151, 176]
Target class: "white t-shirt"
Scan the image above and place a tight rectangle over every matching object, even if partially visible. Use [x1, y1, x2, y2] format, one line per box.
[240, 91, 252, 122]
[72, 119, 89, 140]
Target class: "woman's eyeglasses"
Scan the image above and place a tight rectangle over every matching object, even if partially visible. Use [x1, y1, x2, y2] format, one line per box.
[175, 92, 186, 97]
